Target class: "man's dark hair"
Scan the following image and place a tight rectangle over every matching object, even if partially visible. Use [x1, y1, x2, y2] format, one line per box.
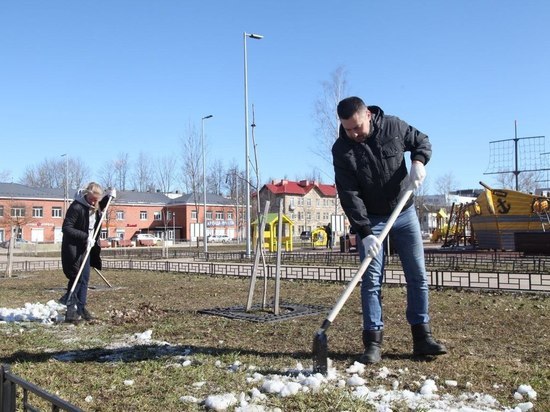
[337, 96, 367, 119]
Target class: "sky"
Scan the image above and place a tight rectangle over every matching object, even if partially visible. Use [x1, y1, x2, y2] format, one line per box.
[1, 1, 549, 194]
[0, 302, 538, 411]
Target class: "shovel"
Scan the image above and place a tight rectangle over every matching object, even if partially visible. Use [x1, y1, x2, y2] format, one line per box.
[312, 185, 414, 374]
[65, 195, 114, 322]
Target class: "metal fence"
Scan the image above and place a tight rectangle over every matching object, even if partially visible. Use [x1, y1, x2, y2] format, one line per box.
[103, 259, 550, 293]
[2, 250, 549, 293]
[0, 364, 82, 412]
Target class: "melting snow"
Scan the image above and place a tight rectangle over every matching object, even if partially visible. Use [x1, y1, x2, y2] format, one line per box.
[0, 302, 539, 411]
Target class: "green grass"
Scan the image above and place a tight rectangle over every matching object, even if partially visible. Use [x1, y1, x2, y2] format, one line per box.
[0, 269, 548, 411]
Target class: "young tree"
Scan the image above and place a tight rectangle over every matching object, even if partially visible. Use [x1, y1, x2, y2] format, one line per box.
[180, 121, 203, 244]
[2, 202, 34, 277]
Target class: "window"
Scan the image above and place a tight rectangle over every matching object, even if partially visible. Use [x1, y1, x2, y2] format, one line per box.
[52, 207, 62, 218]
[206, 211, 212, 220]
[306, 212, 311, 220]
[216, 211, 223, 220]
[116, 211, 125, 220]
[316, 199, 320, 206]
[306, 199, 312, 207]
[316, 212, 320, 220]
[298, 198, 304, 206]
[191, 210, 197, 219]
[323, 199, 329, 206]
[11, 207, 25, 218]
[140, 211, 147, 220]
[0, 205, 3, 217]
[33, 206, 44, 218]
[154, 211, 162, 220]
[323, 212, 329, 220]
[227, 212, 233, 219]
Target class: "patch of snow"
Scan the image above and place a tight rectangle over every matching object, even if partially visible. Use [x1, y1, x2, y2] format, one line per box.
[179, 395, 199, 404]
[204, 392, 238, 411]
[516, 384, 537, 400]
[0, 300, 65, 324]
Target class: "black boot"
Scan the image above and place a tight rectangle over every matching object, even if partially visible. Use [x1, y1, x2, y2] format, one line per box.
[359, 330, 383, 364]
[411, 323, 447, 356]
[78, 306, 93, 321]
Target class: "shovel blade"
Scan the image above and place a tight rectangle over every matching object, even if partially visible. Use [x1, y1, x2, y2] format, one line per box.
[312, 330, 328, 374]
[65, 304, 79, 323]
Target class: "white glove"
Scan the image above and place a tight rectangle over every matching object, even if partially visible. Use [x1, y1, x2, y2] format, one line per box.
[107, 188, 117, 199]
[410, 161, 426, 189]
[362, 235, 382, 257]
[87, 236, 95, 249]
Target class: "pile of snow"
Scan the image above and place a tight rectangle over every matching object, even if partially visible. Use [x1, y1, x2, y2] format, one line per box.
[0, 304, 539, 411]
[0, 300, 65, 324]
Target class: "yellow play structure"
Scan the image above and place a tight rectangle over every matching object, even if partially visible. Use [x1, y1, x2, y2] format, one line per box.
[311, 226, 329, 247]
[251, 213, 294, 252]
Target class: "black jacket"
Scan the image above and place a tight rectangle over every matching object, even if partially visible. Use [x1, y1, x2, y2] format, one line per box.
[61, 195, 109, 279]
[332, 106, 431, 239]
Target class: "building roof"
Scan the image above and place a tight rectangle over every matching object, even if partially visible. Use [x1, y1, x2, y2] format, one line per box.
[0, 182, 234, 207]
[168, 192, 235, 206]
[262, 179, 336, 197]
[0, 183, 64, 200]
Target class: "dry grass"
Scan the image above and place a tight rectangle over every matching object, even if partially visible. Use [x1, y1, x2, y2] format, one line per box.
[0, 268, 549, 411]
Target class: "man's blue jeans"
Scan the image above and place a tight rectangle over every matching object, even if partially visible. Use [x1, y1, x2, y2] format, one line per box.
[358, 205, 429, 330]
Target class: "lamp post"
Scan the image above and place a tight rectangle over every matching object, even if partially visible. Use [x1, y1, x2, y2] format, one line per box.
[61, 153, 68, 218]
[243, 31, 263, 257]
[202, 114, 213, 254]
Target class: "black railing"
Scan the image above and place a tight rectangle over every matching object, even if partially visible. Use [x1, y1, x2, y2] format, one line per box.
[103, 259, 550, 293]
[1, 364, 82, 412]
[2, 251, 549, 292]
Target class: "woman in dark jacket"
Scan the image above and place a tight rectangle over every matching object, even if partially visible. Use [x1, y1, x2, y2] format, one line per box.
[61, 182, 112, 321]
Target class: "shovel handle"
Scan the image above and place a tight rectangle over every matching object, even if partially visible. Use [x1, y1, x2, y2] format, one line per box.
[323, 186, 414, 326]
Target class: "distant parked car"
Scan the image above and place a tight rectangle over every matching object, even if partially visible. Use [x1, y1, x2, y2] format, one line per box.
[300, 231, 312, 241]
[131, 233, 162, 246]
[0, 238, 32, 249]
[208, 234, 231, 243]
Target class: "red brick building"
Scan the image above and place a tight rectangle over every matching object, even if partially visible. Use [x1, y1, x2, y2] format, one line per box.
[0, 183, 241, 244]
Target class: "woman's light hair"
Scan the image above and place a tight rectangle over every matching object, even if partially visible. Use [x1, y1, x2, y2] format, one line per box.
[85, 182, 103, 197]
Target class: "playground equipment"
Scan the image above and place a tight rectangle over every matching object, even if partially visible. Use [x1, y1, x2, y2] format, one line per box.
[311, 226, 329, 247]
[251, 212, 294, 252]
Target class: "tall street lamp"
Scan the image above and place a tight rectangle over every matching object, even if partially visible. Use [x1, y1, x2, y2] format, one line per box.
[243, 31, 263, 257]
[202, 114, 213, 254]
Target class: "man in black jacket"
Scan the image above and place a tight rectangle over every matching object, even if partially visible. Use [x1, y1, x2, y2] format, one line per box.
[332, 96, 446, 363]
[60, 182, 114, 321]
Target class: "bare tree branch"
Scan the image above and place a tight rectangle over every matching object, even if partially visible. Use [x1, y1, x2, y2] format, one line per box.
[311, 66, 349, 165]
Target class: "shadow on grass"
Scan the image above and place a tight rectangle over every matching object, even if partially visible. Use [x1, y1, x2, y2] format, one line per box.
[1, 344, 434, 369]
